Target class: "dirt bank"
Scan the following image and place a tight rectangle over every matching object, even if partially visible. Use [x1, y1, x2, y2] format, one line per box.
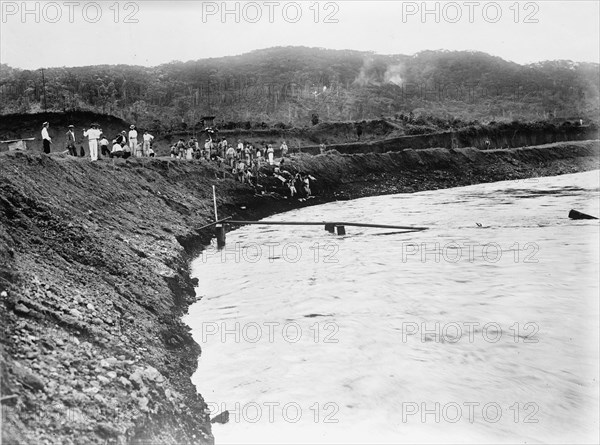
[3, 112, 597, 158]
[297, 124, 600, 155]
[0, 113, 394, 157]
[1, 140, 598, 444]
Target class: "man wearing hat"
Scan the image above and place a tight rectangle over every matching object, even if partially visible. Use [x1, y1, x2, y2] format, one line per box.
[41, 122, 52, 154]
[65, 125, 77, 156]
[83, 123, 102, 161]
[115, 130, 126, 147]
[128, 125, 138, 157]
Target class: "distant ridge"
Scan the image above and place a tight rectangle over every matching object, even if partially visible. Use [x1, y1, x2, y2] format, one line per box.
[1, 46, 598, 127]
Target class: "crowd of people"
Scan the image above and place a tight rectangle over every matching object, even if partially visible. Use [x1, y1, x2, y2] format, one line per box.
[166, 135, 313, 198]
[168, 137, 288, 164]
[41, 121, 155, 161]
[40, 121, 313, 199]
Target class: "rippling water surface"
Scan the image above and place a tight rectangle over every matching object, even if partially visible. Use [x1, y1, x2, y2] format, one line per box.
[186, 171, 600, 444]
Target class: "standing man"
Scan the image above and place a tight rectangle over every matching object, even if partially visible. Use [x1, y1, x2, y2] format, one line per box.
[176, 138, 186, 159]
[83, 123, 101, 161]
[280, 141, 289, 158]
[142, 131, 154, 157]
[237, 139, 244, 158]
[128, 125, 138, 157]
[41, 122, 52, 154]
[356, 123, 363, 141]
[226, 145, 236, 168]
[65, 125, 77, 156]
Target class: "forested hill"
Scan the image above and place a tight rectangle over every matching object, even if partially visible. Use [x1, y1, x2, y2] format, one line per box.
[1, 47, 598, 131]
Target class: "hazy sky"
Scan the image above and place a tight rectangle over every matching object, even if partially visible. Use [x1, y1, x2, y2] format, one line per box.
[1, 0, 599, 69]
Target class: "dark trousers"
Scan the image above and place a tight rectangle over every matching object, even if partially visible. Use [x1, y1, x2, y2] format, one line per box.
[43, 139, 51, 154]
[67, 143, 77, 156]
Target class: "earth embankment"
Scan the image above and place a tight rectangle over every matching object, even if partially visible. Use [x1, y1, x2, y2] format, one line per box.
[1, 140, 598, 444]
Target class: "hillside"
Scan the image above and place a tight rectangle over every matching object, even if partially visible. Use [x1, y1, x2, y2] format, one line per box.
[1, 47, 598, 129]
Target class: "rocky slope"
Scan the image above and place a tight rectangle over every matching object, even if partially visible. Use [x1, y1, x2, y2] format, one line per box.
[1, 140, 598, 444]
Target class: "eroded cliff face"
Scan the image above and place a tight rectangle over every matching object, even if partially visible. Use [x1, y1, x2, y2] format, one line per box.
[1, 140, 598, 444]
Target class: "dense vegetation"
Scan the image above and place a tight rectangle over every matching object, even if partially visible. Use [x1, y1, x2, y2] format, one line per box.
[1, 47, 598, 131]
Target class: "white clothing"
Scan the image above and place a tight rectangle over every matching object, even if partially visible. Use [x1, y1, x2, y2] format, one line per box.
[129, 130, 138, 154]
[88, 140, 98, 161]
[83, 128, 101, 161]
[142, 134, 153, 156]
[267, 147, 274, 165]
[41, 127, 51, 141]
[83, 128, 101, 140]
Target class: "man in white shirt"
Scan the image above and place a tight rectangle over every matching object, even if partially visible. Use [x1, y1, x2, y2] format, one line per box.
[142, 131, 154, 157]
[111, 140, 124, 158]
[99, 134, 110, 157]
[41, 122, 52, 154]
[128, 125, 138, 157]
[280, 141, 289, 158]
[83, 123, 102, 161]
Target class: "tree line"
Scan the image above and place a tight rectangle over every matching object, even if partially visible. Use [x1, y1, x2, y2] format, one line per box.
[1, 47, 598, 131]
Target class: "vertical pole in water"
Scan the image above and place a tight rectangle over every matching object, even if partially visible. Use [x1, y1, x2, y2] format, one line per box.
[212, 185, 218, 221]
[215, 224, 226, 248]
[213, 185, 226, 247]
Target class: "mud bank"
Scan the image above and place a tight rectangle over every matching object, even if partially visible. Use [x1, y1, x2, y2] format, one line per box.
[298, 124, 600, 155]
[1, 140, 598, 444]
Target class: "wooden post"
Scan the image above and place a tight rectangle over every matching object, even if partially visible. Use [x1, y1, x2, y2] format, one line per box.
[215, 224, 226, 248]
[324, 223, 335, 233]
[335, 225, 346, 235]
[212, 185, 218, 221]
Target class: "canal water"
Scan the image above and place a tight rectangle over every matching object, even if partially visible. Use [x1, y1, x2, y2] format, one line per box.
[185, 171, 600, 444]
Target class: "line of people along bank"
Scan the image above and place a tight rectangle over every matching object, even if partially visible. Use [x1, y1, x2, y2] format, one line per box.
[41, 121, 155, 161]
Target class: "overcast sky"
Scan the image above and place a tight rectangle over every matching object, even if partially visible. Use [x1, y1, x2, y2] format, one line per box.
[1, 0, 599, 69]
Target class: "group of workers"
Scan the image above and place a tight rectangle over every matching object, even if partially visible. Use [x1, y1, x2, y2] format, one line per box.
[169, 137, 289, 166]
[40, 121, 315, 199]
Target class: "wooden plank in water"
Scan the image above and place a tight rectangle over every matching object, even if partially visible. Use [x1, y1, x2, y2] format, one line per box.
[228, 220, 428, 231]
[196, 216, 233, 231]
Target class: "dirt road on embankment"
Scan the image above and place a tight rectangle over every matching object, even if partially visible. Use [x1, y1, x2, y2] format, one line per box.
[1, 140, 598, 444]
